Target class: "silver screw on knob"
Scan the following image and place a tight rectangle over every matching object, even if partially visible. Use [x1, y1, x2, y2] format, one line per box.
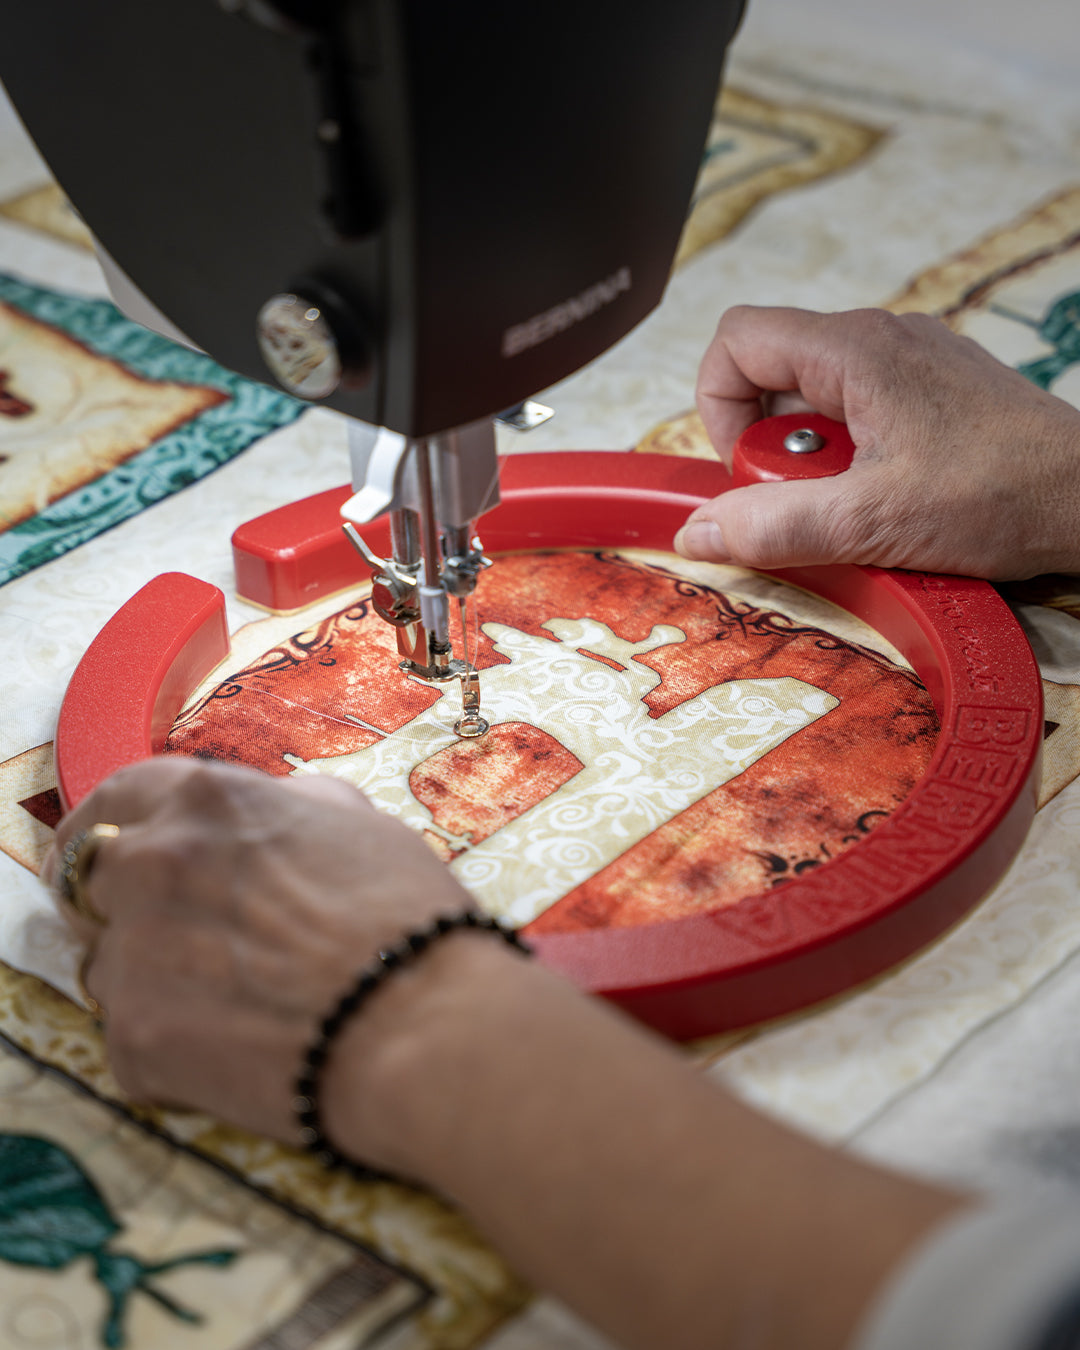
[783, 427, 825, 454]
[256, 293, 342, 400]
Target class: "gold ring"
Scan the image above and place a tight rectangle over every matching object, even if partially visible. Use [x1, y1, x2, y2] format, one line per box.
[57, 824, 119, 925]
[77, 950, 106, 1024]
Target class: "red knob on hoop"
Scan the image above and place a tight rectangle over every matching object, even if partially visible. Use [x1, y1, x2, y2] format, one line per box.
[732, 412, 855, 487]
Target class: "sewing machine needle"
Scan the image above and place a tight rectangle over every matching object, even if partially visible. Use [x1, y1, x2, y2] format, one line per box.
[454, 595, 488, 739]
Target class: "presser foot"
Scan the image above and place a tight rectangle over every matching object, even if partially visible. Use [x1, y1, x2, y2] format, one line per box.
[342, 523, 488, 737]
[454, 667, 488, 738]
[403, 657, 489, 739]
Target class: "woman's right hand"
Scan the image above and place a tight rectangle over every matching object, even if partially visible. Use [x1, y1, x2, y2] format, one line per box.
[676, 306, 1080, 580]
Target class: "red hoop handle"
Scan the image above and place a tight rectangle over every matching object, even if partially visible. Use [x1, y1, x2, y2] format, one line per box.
[733, 412, 855, 486]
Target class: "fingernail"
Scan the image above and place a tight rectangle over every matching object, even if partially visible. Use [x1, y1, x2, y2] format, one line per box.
[675, 520, 727, 560]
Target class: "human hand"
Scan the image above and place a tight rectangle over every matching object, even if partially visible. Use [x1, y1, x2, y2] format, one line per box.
[675, 306, 1080, 580]
[44, 758, 478, 1160]
[45, 763, 965, 1350]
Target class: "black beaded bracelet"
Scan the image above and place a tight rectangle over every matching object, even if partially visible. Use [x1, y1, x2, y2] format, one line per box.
[292, 909, 531, 1179]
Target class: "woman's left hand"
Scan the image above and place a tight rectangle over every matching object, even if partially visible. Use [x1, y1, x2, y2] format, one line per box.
[44, 757, 475, 1145]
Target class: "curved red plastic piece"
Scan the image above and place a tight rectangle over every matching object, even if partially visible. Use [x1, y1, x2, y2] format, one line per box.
[732, 412, 855, 485]
[62, 440, 1042, 1037]
[229, 451, 738, 613]
[55, 573, 230, 812]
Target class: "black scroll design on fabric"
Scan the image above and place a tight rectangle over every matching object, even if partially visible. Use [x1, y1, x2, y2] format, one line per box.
[171, 599, 374, 728]
[753, 809, 892, 888]
[600, 551, 928, 689]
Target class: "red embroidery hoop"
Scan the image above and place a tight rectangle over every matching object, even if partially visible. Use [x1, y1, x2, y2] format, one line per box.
[56, 425, 1042, 1039]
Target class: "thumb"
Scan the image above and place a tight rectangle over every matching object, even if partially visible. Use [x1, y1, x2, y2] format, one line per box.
[674, 473, 882, 570]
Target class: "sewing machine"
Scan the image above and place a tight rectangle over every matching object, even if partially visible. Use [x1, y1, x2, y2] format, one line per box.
[2, 0, 747, 734]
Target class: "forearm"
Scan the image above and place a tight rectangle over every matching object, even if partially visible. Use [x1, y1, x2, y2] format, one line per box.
[326, 935, 968, 1350]
[52, 760, 970, 1349]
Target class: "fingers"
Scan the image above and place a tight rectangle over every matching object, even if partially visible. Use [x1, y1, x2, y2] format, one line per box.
[39, 753, 468, 1136]
[675, 472, 889, 571]
[695, 307, 922, 465]
[49, 758, 217, 860]
[684, 303, 1080, 577]
[45, 759, 188, 931]
[46, 758, 266, 932]
[48, 759, 381, 937]
[696, 307, 842, 464]
[684, 305, 971, 570]
[50, 758, 422, 933]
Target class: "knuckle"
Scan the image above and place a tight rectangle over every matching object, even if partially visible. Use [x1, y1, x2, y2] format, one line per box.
[717, 302, 756, 330]
[72, 765, 142, 829]
[844, 307, 906, 340]
[894, 310, 948, 339]
[712, 303, 772, 350]
[821, 310, 933, 413]
[174, 759, 244, 814]
[109, 831, 189, 899]
[724, 495, 791, 569]
[835, 309, 914, 372]
[103, 756, 183, 800]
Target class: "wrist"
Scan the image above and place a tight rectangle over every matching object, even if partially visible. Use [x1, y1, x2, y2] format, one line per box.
[317, 923, 538, 1183]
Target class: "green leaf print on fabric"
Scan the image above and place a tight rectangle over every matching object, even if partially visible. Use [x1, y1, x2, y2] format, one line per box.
[0, 1133, 238, 1347]
[1016, 289, 1080, 390]
[989, 289, 1080, 391]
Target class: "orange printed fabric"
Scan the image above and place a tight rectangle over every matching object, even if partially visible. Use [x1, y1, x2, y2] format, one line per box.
[166, 553, 938, 933]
